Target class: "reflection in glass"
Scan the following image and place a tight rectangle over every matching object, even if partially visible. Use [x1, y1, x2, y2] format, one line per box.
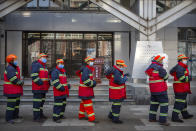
[28, 33, 40, 39]
[84, 34, 97, 40]
[70, 0, 88, 8]
[39, 0, 49, 7]
[23, 32, 113, 77]
[86, 41, 96, 58]
[98, 34, 113, 40]
[27, 0, 37, 7]
[98, 41, 112, 75]
[27, 40, 40, 76]
[41, 33, 55, 39]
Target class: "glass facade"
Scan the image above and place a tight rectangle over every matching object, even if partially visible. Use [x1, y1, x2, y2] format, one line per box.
[22, 0, 103, 11]
[157, 0, 184, 14]
[178, 28, 196, 78]
[22, 32, 113, 77]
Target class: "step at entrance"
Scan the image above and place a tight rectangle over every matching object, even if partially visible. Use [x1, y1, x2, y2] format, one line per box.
[0, 80, 135, 105]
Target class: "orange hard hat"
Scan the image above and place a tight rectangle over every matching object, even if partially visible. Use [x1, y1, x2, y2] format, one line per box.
[153, 55, 165, 62]
[6, 54, 17, 63]
[84, 56, 95, 63]
[38, 53, 48, 59]
[56, 59, 64, 64]
[116, 59, 127, 67]
[178, 54, 189, 61]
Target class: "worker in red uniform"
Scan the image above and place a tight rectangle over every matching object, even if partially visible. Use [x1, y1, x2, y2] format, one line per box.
[31, 53, 50, 122]
[105, 59, 129, 124]
[145, 55, 170, 126]
[170, 54, 194, 123]
[4, 54, 24, 124]
[76, 56, 98, 123]
[51, 59, 71, 123]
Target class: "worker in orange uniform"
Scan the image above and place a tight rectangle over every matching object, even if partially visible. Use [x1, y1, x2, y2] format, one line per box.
[31, 53, 50, 122]
[4, 54, 24, 124]
[51, 59, 70, 123]
[170, 54, 194, 122]
[145, 55, 170, 126]
[105, 59, 128, 124]
[76, 56, 98, 123]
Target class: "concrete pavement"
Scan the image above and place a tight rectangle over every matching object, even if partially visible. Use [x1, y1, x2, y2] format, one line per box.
[0, 104, 196, 131]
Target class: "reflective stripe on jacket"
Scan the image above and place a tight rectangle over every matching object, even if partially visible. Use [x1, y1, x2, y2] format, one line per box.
[3, 64, 23, 97]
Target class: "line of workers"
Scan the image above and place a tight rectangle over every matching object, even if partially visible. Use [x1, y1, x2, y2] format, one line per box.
[3, 53, 194, 126]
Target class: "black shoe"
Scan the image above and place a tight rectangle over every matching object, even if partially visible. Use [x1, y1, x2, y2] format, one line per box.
[14, 118, 23, 123]
[172, 118, 184, 123]
[108, 115, 113, 120]
[183, 114, 194, 119]
[60, 116, 66, 119]
[88, 120, 99, 123]
[15, 116, 23, 119]
[7, 120, 15, 124]
[79, 117, 88, 120]
[159, 122, 170, 126]
[149, 119, 158, 122]
[112, 119, 123, 124]
[41, 115, 47, 120]
[53, 119, 62, 123]
[33, 119, 43, 123]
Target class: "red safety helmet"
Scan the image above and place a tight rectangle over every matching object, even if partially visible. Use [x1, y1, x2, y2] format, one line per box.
[116, 59, 127, 67]
[84, 56, 95, 63]
[153, 55, 165, 62]
[6, 54, 17, 63]
[56, 59, 64, 64]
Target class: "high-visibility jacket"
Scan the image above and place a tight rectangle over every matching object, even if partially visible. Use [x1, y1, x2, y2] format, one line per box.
[105, 65, 127, 102]
[31, 60, 50, 93]
[3, 64, 23, 97]
[170, 62, 191, 94]
[51, 66, 69, 99]
[76, 65, 96, 99]
[145, 61, 168, 93]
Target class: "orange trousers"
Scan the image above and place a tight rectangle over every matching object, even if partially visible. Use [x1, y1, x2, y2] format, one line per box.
[78, 99, 95, 121]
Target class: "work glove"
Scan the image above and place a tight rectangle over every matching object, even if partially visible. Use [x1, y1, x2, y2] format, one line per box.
[124, 73, 130, 77]
[36, 79, 43, 86]
[189, 76, 192, 82]
[123, 76, 128, 82]
[17, 80, 24, 86]
[91, 80, 97, 88]
[59, 86, 65, 92]
[49, 80, 51, 86]
[68, 84, 71, 89]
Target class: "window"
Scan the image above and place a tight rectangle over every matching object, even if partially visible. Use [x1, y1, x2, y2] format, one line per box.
[39, 0, 49, 7]
[20, 0, 101, 11]
[23, 32, 113, 77]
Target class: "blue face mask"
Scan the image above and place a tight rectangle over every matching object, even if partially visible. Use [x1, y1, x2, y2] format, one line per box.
[89, 62, 94, 66]
[13, 61, 18, 66]
[41, 58, 47, 63]
[58, 64, 64, 69]
[119, 68, 123, 71]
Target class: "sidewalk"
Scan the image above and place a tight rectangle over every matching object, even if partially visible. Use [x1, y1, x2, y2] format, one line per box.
[0, 105, 196, 131]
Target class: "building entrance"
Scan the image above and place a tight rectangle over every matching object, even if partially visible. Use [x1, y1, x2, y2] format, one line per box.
[22, 32, 113, 77]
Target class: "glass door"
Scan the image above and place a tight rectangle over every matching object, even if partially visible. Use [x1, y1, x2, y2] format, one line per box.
[71, 41, 85, 77]
[190, 42, 196, 78]
[56, 40, 71, 76]
[40, 40, 55, 71]
[23, 32, 113, 78]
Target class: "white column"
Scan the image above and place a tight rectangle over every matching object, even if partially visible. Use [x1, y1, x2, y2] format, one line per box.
[0, 22, 5, 79]
[139, 0, 156, 41]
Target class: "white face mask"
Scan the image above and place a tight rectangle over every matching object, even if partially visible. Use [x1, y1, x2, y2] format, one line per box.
[89, 62, 94, 66]
[119, 68, 124, 71]
[182, 60, 188, 65]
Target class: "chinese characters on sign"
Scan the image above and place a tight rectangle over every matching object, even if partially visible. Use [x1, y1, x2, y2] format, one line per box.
[132, 41, 163, 79]
[93, 58, 104, 83]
